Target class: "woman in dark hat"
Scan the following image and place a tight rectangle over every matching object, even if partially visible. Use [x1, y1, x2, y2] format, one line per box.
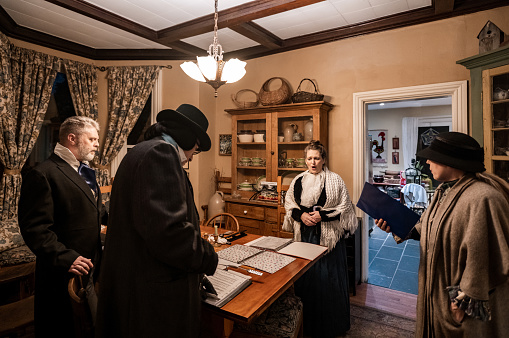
[96, 104, 218, 338]
[376, 132, 509, 337]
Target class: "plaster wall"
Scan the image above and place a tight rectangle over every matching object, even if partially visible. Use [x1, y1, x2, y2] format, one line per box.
[8, 6, 509, 210]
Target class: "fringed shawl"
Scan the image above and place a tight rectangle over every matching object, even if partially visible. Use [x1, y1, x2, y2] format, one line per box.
[282, 167, 357, 251]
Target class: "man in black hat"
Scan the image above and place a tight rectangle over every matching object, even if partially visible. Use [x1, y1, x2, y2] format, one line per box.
[376, 132, 509, 337]
[96, 104, 218, 338]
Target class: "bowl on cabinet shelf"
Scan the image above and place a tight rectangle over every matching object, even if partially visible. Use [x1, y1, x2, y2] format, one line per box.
[238, 130, 254, 142]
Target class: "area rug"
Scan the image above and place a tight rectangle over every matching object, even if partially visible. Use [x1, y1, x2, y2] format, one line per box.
[346, 304, 415, 337]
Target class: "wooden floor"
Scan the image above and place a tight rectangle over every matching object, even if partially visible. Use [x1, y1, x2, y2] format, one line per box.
[350, 283, 417, 320]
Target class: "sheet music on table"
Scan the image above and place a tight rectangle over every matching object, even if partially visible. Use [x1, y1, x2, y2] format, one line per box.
[242, 250, 295, 274]
[203, 269, 252, 308]
[244, 236, 294, 251]
[217, 244, 296, 274]
[217, 244, 262, 264]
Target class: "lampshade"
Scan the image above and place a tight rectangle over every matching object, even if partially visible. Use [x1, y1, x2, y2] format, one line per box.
[179, 0, 246, 97]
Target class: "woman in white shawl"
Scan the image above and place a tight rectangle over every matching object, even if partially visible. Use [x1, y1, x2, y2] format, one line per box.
[283, 140, 357, 337]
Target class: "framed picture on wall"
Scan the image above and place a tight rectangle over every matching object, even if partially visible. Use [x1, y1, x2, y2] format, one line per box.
[368, 129, 388, 167]
[392, 137, 399, 150]
[219, 134, 232, 156]
[392, 152, 399, 164]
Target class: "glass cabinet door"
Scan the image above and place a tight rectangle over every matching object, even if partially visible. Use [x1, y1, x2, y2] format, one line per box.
[233, 114, 272, 197]
[483, 64, 509, 182]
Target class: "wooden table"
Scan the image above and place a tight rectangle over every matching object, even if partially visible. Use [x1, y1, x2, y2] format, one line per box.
[200, 225, 323, 337]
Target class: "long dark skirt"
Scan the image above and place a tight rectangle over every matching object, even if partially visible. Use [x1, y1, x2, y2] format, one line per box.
[295, 226, 350, 338]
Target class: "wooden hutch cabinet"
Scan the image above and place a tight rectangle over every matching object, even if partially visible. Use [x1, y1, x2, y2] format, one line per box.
[224, 101, 333, 236]
[482, 63, 509, 180]
[458, 44, 509, 181]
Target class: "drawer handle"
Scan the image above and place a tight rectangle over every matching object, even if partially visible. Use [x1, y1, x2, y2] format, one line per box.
[244, 210, 248, 215]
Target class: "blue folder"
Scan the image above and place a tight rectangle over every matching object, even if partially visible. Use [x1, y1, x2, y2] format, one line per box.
[356, 182, 420, 239]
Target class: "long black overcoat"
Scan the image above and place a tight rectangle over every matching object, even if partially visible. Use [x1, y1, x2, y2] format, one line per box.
[96, 138, 218, 338]
[18, 153, 106, 337]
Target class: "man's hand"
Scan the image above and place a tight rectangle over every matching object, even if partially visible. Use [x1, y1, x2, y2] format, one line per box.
[375, 218, 391, 233]
[68, 256, 93, 276]
[450, 302, 465, 323]
[301, 212, 317, 226]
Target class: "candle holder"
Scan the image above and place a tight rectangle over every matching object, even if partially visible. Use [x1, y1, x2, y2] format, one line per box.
[212, 234, 222, 247]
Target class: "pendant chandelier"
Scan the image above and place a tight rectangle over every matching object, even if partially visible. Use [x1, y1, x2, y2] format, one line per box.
[180, 0, 246, 97]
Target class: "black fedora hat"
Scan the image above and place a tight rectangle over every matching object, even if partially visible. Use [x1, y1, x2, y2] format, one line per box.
[416, 132, 485, 173]
[156, 104, 211, 151]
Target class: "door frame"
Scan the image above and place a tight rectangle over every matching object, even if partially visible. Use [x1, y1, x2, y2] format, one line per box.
[352, 80, 468, 282]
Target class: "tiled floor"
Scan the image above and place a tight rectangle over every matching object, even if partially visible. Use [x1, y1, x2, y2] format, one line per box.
[368, 224, 420, 295]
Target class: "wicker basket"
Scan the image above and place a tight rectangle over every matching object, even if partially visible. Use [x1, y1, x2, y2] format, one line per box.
[231, 89, 259, 109]
[291, 78, 324, 103]
[258, 77, 292, 106]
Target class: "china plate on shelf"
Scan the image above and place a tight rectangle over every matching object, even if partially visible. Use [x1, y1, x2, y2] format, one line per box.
[254, 175, 266, 192]
[281, 171, 299, 185]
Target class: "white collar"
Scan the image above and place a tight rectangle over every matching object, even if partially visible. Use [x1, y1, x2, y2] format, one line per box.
[54, 142, 85, 172]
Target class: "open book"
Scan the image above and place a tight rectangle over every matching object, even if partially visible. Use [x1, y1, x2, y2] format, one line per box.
[217, 244, 295, 274]
[244, 236, 294, 251]
[277, 241, 328, 260]
[203, 269, 252, 308]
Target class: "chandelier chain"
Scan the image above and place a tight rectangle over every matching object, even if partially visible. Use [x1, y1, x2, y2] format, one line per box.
[210, 0, 223, 61]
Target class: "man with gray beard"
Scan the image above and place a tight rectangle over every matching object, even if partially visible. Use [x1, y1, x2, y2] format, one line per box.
[19, 116, 108, 337]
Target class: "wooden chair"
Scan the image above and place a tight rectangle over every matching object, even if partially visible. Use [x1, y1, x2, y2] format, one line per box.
[0, 261, 35, 336]
[68, 276, 94, 338]
[205, 213, 239, 232]
[277, 176, 292, 238]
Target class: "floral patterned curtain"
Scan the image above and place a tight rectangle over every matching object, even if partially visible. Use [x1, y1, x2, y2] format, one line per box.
[94, 65, 160, 186]
[0, 37, 60, 220]
[62, 59, 98, 119]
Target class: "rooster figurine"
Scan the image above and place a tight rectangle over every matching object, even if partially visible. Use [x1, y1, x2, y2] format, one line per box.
[372, 132, 386, 158]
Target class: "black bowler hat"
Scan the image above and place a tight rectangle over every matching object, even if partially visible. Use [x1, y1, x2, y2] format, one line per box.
[416, 132, 485, 173]
[156, 104, 211, 151]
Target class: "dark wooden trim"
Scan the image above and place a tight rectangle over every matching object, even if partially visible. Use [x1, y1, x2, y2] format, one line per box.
[434, 0, 455, 14]
[45, 0, 157, 40]
[1, 0, 508, 61]
[230, 22, 283, 49]
[157, 0, 325, 43]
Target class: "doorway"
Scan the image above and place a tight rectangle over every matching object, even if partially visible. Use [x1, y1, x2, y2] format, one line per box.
[365, 99, 452, 294]
[352, 81, 468, 284]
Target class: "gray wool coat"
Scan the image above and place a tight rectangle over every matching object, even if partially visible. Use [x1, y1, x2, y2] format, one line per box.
[95, 138, 218, 338]
[415, 173, 509, 337]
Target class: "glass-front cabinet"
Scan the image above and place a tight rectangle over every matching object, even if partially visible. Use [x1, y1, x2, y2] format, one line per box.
[226, 101, 333, 198]
[483, 63, 509, 182]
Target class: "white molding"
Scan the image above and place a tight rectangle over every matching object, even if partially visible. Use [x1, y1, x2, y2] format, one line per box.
[353, 80, 468, 282]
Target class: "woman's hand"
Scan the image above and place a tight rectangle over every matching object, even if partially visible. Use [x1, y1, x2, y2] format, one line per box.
[375, 218, 391, 233]
[301, 212, 317, 226]
[309, 211, 322, 224]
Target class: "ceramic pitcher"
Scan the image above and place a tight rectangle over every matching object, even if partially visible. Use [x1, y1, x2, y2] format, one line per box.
[208, 191, 225, 218]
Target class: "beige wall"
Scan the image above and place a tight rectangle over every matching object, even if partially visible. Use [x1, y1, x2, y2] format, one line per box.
[9, 6, 509, 210]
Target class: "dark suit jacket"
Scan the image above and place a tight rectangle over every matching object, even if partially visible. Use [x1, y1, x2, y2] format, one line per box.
[18, 153, 107, 338]
[96, 138, 218, 338]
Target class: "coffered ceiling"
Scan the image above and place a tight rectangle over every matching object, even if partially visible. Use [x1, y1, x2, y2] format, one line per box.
[0, 0, 506, 61]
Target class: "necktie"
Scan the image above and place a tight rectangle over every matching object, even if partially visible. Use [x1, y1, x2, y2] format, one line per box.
[78, 162, 98, 194]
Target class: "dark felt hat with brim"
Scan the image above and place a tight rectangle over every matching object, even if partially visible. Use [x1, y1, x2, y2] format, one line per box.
[156, 104, 211, 151]
[416, 132, 485, 173]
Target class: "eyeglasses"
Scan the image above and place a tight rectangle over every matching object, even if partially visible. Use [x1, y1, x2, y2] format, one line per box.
[193, 143, 201, 156]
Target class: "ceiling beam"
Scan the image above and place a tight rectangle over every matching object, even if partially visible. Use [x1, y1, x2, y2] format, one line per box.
[157, 0, 325, 44]
[434, 0, 455, 14]
[230, 22, 283, 49]
[45, 0, 157, 40]
[165, 41, 207, 56]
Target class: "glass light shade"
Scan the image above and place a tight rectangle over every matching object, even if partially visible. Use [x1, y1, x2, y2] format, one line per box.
[180, 62, 206, 82]
[197, 56, 218, 81]
[221, 58, 246, 83]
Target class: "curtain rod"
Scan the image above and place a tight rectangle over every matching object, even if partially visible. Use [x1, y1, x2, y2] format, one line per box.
[96, 65, 172, 71]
